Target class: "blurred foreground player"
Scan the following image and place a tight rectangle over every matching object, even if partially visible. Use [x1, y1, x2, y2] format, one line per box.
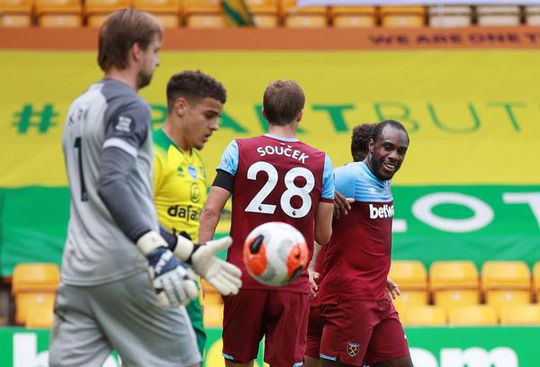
[50, 10, 240, 367]
[199, 80, 335, 367]
[318, 120, 413, 367]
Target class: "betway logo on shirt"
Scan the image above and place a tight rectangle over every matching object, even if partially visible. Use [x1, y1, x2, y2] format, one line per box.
[369, 203, 394, 219]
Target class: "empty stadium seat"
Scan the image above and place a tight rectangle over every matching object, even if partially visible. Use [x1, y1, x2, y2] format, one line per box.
[389, 260, 429, 313]
[380, 6, 426, 28]
[25, 303, 54, 328]
[389, 260, 428, 289]
[0, 0, 32, 27]
[500, 304, 540, 325]
[482, 261, 531, 313]
[203, 303, 223, 328]
[184, 0, 225, 28]
[533, 261, 540, 301]
[476, 5, 521, 27]
[524, 5, 540, 26]
[245, 0, 278, 27]
[283, 0, 327, 28]
[430, 261, 480, 312]
[35, 0, 82, 28]
[133, 0, 181, 28]
[401, 305, 446, 326]
[16, 292, 55, 325]
[84, 0, 131, 27]
[428, 5, 472, 27]
[449, 305, 497, 326]
[330, 6, 376, 28]
[393, 290, 429, 315]
[12, 263, 60, 293]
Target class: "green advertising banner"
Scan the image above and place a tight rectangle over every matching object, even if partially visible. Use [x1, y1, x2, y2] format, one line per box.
[2, 326, 539, 367]
[1, 185, 539, 276]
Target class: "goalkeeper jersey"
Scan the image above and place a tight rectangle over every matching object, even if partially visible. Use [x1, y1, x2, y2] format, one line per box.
[153, 128, 208, 242]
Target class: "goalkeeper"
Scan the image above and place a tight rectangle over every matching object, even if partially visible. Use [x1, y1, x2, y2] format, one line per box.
[153, 70, 230, 362]
[49, 10, 241, 367]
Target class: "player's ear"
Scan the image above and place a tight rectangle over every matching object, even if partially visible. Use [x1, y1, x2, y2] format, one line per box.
[296, 109, 303, 122]
[174, 96, 189, 117]
[131, 42, 143, 63]
[369, 138, 375, 153]
[261, 108, 268, 121]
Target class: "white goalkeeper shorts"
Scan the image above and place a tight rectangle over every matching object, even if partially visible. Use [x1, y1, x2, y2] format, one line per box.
[49, 271, 200, 367]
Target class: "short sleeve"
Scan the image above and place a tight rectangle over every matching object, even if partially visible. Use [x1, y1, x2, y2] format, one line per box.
[321, 154, 335, 200]
[217, 140, 239, 176]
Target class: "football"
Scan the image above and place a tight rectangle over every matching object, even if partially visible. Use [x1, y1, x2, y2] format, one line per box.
[243, 221, 309, 286]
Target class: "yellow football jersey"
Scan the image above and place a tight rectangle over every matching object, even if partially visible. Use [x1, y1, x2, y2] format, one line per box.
[153, 128, 207, 242]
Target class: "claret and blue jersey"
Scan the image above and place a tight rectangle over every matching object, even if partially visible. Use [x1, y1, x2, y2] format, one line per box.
[320, 161, 395, 301]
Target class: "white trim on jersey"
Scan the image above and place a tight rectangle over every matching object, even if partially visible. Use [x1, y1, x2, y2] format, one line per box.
[103, 138, 138, 158]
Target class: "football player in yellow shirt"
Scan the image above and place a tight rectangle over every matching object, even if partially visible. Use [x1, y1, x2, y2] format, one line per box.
[153, 70, 227, 361]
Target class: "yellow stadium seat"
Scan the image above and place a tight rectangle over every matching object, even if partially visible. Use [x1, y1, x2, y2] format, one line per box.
[12, 263, 60, 294]
[476, 5, 521, 26]
[433, 290, 479, 314]
[35, 0, 82, 27]
[26, 304, 54, 328]
[0, 0, 32, 27]
[428, 5, 472, 27]
[430, 261, 479, 313]
[184, 0, 225, 28]
[500, 304, 540, 325]
[430, 261, 479, 289]
[283, 0, 327, 28]
[133, 0, 180, 28]
[389, 260, 428, 289]
[330, 6, 376, 28]
[401, 305, 446, 326]
[204, 303, 223, 328]
[525, 6, 540, 26]
[380, 6, 426, 28]
[245, 0, 278, 27]
[392, 290, 428, 315]
[15, 292, 56, 325]
[449, 305, 497, 326]
[486, 290, 530, 315]
[0, 13, 31, 26]
[482, 261, 531, 290]
[84, 0, 131, 27]
[533, 262, 540, 301]
[482, 261, 531, 312]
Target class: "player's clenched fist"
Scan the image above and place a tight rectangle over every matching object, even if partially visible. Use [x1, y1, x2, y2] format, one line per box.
[137, 231, 198, 307]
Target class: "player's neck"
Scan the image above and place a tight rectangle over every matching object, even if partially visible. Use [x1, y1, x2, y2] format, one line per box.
[104, 69, 138, 91]
[162, 121, 192, 153]
[267, 124, 297, 139]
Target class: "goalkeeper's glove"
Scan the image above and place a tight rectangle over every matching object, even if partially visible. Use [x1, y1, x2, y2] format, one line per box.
[137, 231, 198, 308]
[172, 234, 242, 296]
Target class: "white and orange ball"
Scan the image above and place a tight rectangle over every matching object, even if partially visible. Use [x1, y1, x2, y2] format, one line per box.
[243, 221, 308, 286]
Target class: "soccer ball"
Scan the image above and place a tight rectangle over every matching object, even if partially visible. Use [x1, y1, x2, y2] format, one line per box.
[243, 221, 309, 286]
